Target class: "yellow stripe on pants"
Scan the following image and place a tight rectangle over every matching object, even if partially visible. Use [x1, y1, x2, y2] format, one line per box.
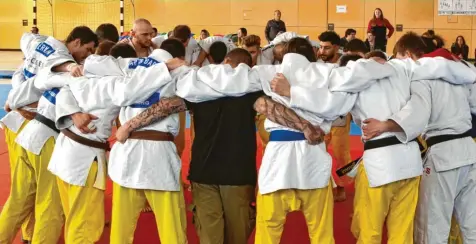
[0, 121, 34, 242]
[351, 163, 420, 244]
[255, 184, 335, 244]
[57, 161, 106, 244]
[110, 183, 187, 244]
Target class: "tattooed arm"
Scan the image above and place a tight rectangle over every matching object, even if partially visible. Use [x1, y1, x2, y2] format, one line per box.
[254, 96, 325, 145]
[115, 96, 188, 143]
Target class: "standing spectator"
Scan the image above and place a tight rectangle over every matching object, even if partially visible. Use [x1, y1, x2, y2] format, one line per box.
[340, 28, 356, 48]
[200, 29, 210, 40]
[31, 26, 39, 34]
[237, 27, 247, 47]
[365, 30, 376, 52]
[367, 8, 394, 52]
[265, 10, 286, 43]
[451, 35, 469, 61]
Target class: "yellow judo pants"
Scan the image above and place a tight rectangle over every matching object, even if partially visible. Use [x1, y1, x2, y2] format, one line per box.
[325, 114, 352, 187]
[110, 183, 187, 244]
[2, 121, 35, 242]
[255, 184, 335, 244]
[57, 161, 106, 244]
[0, 136, 63, 244]
[351, 163, 420, 244]
[256, 113, 269, 152]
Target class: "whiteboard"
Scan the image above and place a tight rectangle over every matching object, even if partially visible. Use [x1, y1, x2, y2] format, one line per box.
[438, 0, 476, 15]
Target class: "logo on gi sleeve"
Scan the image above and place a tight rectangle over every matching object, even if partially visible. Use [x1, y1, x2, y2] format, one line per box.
[424, 167, 431, 175]
[128, 57, 160, 69]
[35, 42, 56, 57]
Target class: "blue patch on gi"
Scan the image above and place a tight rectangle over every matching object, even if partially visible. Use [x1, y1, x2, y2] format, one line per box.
[128, 57, 160, 69]
[42, 88, 60, 105]
[23, 69, 35, 79]
[130, 92, 161, 108]
[35, 42, 56, 57]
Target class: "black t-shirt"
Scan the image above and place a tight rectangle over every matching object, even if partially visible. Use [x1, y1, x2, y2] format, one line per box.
[184, 91, 264, 186]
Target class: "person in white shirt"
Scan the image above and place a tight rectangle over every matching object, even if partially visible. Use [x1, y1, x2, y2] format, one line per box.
[361, 32, 476, 244]
[50, 48, 184, 243]
[0, 26, 98, 244]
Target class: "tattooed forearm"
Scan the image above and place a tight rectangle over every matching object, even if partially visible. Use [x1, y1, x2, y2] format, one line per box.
[124, 96, 188, 132]
[253, 96, 313, 132]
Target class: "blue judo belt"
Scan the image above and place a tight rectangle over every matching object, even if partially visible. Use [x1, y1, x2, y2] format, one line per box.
[269, 130, 306, 142]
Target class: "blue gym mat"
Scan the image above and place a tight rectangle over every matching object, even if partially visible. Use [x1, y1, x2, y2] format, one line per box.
[0, 71, 14, 79]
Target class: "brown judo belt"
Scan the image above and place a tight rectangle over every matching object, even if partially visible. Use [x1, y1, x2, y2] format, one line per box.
[128, 130, 174, 142]
[61, 128, 110, 151]
[34, 113, 59, 133]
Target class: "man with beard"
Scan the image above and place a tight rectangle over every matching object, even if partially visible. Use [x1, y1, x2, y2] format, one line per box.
[318, 31, 353, 201]
[120, 18, 156, 57]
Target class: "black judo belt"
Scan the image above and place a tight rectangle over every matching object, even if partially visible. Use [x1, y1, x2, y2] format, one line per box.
[335, 136, 422, 177]
[34, 113, 60, 133]
[421, 130, 472, 158]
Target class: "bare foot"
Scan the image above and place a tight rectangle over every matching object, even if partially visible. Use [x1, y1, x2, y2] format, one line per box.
[334, 186, 347, 202]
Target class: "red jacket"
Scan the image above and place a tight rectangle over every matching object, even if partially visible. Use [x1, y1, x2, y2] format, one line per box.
[422, 48, 459, 61]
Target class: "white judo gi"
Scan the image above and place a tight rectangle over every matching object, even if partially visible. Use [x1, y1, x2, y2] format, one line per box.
[0, 34, 74, 244]
[80, 50, 188, 243]
[382, 58, 476, 244]
[50, 49, 175, 244]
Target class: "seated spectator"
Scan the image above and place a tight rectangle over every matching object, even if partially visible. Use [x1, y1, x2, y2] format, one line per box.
[451, 35, 469, 61]
[340, 28, 356, 48]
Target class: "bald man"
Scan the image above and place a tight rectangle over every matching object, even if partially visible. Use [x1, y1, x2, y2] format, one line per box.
[120, 18, 157, 58]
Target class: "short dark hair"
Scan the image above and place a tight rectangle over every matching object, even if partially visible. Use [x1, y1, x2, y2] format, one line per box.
[394, 32, 426, 58]
[96, 23, 119, 43]
[318, 31, 341, 46]
[173, 25, 191, 43]
[160, 38, 186, 58]
[201, 29, 210, 36]
[339, 54, 362, 67]
[32, 27, 39, 31]
[365, 50, 387, 60]
[209, 41, 228, 64]
[344, 39, 367, 53]
[239, 28, 247, 36]
[284, 37, 317, 62]
[152, 27, 158, 33]
[225, 48, 252, 67]
[95, 40, 116, 55]
[242, 35, 261, 48]
[345, 28, 356, 37]
[109, 43, 137, 58]
[66, 26, 99, 47]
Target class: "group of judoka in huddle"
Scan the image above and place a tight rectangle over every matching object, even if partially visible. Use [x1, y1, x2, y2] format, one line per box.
[0, 16, 476, 244]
